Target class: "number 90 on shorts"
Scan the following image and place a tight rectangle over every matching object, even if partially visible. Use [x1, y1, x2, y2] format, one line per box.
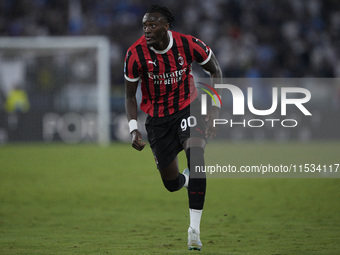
[181, 116, 197, 131]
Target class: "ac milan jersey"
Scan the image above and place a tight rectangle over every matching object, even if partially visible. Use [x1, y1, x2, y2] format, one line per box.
[124, 30, 211, 117]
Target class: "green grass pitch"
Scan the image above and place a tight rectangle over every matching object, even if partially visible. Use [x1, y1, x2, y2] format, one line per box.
[1, 142, 340, 254]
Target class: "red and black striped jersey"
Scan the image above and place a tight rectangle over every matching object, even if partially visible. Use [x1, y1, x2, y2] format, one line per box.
[124, 30, 211, 117]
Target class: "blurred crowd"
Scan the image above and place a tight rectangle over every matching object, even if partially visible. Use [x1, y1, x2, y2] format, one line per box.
[1, 0, 339, 86]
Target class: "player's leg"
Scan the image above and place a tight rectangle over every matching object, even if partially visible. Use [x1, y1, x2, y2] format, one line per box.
[179, 99, 207, 250]
[183, 138, 206, 251]
[183, 138, 206, 225]
[178, 100, 206, 250]
[183, 137, 206, 209]
[159, 156, 187, 192]
[145, 115, 188, 193]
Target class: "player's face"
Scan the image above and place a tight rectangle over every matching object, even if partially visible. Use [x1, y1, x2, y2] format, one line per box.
[142, 13, 169, 49]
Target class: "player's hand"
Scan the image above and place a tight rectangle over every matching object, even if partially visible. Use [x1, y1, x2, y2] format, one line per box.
[130, 130, 146, 151]
[205, 106, 220, 139]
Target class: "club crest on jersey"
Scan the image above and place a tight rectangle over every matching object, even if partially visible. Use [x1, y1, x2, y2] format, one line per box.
[178, 54, 184, 66]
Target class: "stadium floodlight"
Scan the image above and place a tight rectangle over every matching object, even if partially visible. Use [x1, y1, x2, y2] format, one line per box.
[0, 36, 111, 145]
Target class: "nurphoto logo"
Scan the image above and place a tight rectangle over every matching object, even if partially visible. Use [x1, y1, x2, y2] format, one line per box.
[199, 83, 312, 128]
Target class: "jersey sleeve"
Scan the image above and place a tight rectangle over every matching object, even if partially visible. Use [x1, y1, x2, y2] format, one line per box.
[191, 36, 212, 65]
[124, 50, 140, 82]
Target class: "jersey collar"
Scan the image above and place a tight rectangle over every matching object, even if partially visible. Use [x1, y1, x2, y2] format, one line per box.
[150, 31, 173, 54]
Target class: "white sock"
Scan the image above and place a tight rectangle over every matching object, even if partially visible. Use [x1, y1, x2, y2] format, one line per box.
[189, 209, 202, 233]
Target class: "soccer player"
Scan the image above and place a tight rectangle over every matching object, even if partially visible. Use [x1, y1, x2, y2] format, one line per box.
[124, 4, 222, 251]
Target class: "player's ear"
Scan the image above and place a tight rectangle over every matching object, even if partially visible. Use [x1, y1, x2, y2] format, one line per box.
[165, 23, 170, 30]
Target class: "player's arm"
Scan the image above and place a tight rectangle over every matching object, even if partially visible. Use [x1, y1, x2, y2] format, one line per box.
[125, 79, 146, 151]
[201, 51, 223, 139]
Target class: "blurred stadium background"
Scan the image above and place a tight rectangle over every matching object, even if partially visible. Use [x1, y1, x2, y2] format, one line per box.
[0, 0, 339, 144]
[1, 1, 340, 254]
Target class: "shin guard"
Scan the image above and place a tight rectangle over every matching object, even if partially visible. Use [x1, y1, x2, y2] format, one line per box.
[186, 147, 206, 210]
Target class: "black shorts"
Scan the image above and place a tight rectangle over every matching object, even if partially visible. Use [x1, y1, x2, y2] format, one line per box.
[145, 99, 206, 170]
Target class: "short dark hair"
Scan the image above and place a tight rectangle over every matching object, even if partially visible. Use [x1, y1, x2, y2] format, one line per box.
[146, 4, 175, 29]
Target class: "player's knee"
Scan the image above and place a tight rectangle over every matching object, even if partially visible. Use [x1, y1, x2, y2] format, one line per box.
[162, 179, 177, 192]
[162, 176, 183, 192]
